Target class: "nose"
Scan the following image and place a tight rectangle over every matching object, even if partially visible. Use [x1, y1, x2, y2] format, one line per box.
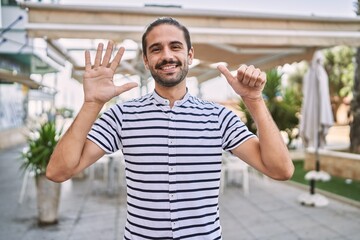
[161, 47, 173, 60]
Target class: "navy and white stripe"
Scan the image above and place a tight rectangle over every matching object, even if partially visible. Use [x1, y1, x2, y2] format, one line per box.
[88, 91, 255, 240]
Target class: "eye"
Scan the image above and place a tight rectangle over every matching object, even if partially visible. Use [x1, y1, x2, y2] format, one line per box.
[150, 47, 160, 53]
[172, 44, 182, 50]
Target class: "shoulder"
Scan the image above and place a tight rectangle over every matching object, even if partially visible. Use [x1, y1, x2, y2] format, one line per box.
[185, 95, 224, 113]
[98, 94, 152, 118]
[122, 93, 152, 107]
[112, 93, 153, 110]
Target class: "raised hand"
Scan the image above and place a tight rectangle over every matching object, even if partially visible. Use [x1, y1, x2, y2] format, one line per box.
[217, 64, 266, 101]
[83, 41, 138, 105]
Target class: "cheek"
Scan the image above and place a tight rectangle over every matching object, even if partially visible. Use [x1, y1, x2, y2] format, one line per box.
[145, 59, 155, 70]
[144, 55, 157, 69]
[146, 57, 158, 69]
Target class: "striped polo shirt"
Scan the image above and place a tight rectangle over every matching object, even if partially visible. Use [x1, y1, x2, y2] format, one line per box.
[87, 91, 255, 240]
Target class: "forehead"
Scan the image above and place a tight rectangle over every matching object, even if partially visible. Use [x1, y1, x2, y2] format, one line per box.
[145, 24, 186, 47]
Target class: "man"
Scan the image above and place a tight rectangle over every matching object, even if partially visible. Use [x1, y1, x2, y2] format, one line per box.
[47, 17, 294, 240]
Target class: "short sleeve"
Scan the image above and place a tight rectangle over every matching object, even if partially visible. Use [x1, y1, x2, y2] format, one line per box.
[218, 106, 255, 151]
[87, 105, 123, 154]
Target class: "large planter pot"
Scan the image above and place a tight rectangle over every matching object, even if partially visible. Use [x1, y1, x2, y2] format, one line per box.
[305, 148, 360, 180]
[35, 175, 61, 225]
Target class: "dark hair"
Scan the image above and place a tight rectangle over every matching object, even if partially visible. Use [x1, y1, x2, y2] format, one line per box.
[142, 17, 192, 56]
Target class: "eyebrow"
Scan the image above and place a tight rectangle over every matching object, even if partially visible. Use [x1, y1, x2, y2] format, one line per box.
[169, 41, 184, 46]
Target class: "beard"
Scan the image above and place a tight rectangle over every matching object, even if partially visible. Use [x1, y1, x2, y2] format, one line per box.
[150, 59, 189, 87]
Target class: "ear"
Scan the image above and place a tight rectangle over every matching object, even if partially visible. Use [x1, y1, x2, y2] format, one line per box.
[142, 54, 149, 70]
[188, 47, 194, 65]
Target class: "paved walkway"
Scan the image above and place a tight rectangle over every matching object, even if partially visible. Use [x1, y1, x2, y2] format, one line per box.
[1, 143, 359, 240]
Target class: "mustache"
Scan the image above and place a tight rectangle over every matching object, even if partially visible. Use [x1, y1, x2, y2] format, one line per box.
[155, 60, 181, 69]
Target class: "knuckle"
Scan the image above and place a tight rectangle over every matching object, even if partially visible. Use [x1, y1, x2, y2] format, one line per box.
[244, 72, 252, 79]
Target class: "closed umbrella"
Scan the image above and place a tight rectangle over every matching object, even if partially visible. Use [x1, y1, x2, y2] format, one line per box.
[300, 51, 334, 148]
[298, 50, 334, 207]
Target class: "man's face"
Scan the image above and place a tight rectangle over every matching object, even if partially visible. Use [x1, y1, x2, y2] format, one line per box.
[143, 24, 194, 88]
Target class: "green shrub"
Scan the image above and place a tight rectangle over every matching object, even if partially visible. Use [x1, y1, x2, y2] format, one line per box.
[240, 68, 300, 147]
[20, 121, 62, 176]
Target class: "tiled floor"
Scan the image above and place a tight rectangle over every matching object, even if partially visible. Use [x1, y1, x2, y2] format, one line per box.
[1, 144, 359, 240]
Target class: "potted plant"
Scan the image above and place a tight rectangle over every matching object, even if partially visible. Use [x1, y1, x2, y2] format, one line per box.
[20, 120, 62, 225]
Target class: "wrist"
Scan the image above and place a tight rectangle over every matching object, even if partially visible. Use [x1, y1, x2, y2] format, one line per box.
[241, 96, 264, 105]
[82, 101, 104, 113]
[241, 96, 268, 121]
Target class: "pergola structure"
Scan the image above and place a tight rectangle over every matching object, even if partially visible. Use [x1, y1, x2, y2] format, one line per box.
[20, 2, 360, 87]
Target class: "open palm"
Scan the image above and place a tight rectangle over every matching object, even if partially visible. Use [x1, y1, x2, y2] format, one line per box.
[83, 41, 137, 105]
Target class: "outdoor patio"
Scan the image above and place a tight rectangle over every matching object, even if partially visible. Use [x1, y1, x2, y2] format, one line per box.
[1, 141, 359, 240]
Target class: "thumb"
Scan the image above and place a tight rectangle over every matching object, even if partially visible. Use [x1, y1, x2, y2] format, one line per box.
[217, 65, 235, 85]
[114, 82, 138, 96]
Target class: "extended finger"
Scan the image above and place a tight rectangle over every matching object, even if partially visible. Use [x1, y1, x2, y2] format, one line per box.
[102, 41, 114, 67]
[217, 65, 235, 85]
[85, 50, 91, 71]
[114, 82, 138, 96]
[94, 43, 104, 68]
[110, 47, 125, 72]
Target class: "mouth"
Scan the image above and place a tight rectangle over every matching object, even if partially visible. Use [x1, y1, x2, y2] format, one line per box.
[156, 60, 181, 73]
[159, 64, 177, 72]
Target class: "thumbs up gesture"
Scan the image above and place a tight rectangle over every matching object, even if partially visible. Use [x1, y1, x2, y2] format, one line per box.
[217, 64, 266, 101]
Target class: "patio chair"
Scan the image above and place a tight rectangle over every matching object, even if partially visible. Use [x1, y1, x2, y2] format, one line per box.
[220, 153, 249, 195]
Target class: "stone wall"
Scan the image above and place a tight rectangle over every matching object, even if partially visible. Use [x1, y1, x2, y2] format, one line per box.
[305, 148, 360, 180]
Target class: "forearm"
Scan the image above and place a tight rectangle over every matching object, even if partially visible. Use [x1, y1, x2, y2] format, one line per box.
[46, 102, 103, 182]
[243, 97, 294, 179]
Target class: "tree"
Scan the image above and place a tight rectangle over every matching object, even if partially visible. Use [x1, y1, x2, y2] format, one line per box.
[324, 46, 355, 122]
[350, 0, 360, 153]
[285, 61, 308, 96]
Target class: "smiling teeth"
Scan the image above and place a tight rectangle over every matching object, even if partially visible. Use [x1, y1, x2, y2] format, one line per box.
[162, 65, 176, 70]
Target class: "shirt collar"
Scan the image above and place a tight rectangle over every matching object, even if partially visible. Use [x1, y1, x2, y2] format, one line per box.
[152, 89, 190, 107]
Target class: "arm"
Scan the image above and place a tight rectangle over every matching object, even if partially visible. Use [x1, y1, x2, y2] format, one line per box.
[46, 41, 137, 183]
[218, 65, 294, 180]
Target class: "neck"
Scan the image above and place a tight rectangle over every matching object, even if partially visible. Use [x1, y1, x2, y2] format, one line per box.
[155, 82, 187, 107]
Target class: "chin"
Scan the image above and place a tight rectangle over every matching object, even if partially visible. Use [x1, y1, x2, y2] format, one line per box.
[154, 77, 184, 88]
